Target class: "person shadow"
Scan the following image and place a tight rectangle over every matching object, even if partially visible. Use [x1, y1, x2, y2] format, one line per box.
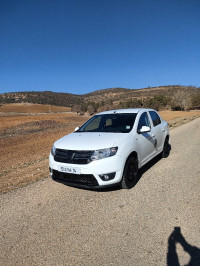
[167, 227, 200, 266]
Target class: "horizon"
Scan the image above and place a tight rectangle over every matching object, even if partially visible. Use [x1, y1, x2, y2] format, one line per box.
[0, 0, 200, 94]
[1, 84, 199, 96]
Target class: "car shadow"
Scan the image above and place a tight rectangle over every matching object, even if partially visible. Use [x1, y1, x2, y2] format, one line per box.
[167, 227, 200, 266]
[136, 154, 162, 183]
[94, 153, 164, 192]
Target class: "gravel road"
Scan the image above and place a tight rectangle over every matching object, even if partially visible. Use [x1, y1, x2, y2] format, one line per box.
[0, 118, 200, 266]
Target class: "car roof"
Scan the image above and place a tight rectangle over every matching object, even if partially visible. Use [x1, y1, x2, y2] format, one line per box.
[97, 108, 155, 115]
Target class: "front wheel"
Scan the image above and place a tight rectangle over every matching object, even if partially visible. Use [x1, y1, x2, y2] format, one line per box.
[121, 157, 138, 189]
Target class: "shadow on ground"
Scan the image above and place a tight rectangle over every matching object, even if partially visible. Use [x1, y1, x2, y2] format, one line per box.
[167, 227, 200, 266]
[95, 153, 163, 192]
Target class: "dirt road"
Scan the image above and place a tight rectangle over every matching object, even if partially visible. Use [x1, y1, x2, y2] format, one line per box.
[0, 118, 200, 266]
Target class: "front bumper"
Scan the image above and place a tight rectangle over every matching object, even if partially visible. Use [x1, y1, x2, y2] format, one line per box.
[49, 153, 124, 188]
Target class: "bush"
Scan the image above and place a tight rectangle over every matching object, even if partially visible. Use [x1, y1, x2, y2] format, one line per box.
[191, 93, 200, 109]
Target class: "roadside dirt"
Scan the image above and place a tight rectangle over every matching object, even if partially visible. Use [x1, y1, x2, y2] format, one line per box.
[159, 110, 200, 128]
[0, 112, 89, 194]
[0, 107, 199, 194]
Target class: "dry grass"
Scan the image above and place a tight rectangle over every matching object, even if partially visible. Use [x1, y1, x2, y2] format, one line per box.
[0, 107, 199, 194]
[0, 111, 89, 194]
[160, 110, 200, 128]
[0, 103, 71, 113]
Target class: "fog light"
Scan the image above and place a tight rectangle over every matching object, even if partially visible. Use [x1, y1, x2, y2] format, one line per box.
[104, 175, 110, 180]
[99, 172, 116, 181]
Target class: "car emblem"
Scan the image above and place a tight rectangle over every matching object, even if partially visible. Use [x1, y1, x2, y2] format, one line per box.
[71, 153, 76, 160]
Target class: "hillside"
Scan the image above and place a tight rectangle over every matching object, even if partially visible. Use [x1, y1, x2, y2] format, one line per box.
[0, 91, 83, 107]
[85, 85, 198, 103]
[0, 85, 199, 112]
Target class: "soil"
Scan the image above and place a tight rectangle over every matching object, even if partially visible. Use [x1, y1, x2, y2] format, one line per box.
[0, 106, 199, 194]
[159, 110, 200, 128]
[0, 111, 89, 194]
[0, 103, 71, 113]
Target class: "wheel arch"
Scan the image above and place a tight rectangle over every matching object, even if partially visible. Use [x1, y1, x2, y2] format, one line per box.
[126, 151, 138, 165]
[165, 134, 170, 144]
[161, 134, 171, 158]
[121, 151, 139, 189]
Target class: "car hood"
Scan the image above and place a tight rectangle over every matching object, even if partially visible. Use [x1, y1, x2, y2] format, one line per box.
[54, 132, 128, 151]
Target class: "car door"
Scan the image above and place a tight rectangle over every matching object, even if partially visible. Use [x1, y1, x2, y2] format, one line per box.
[136, 111, 156, 166]
[148, 111, 165, 153]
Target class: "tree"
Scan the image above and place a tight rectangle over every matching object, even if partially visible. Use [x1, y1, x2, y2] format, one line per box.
[171, 90, 191, 111]
[72, 104, 85, 114]
[146, 95, 171, 110]
[87, 105, 95, 115]
[191, 93, 200, 109]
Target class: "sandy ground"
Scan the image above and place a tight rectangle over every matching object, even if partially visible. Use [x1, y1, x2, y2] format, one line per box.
[0, 107, 199, 194]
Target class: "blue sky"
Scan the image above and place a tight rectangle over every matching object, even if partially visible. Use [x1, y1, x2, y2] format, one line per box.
[0, 0, 200, 95]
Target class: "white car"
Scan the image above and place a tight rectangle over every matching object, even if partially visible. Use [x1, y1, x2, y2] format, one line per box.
[49, 108, 170, 189]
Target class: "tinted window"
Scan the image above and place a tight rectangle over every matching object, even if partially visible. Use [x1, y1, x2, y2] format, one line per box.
[137, 112, 150, 131]
[149, 111, 161, 126]
[77, 113, 137, 133]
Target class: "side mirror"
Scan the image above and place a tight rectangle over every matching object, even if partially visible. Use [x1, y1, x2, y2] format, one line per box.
[74, 127, 80, 132]
[138, 126, 151, 133]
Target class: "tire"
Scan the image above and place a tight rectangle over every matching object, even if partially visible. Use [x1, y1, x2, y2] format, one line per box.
[161, 137, 170, 158]
[121, 157, 138, 189]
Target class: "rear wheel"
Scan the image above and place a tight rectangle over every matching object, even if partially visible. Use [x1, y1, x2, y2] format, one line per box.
[121, 157, 138, 189]
[161, 137, 170, 158]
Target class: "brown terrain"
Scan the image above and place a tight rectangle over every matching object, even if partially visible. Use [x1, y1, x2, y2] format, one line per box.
[0, 103, 200, 194]
[0, 103, 71, 113]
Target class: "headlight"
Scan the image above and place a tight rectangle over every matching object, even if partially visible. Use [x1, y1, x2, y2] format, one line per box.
[51, 145, 56, 156]
[90, 147, 118, 161]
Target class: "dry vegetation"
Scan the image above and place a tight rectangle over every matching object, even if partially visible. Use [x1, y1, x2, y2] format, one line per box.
[1, 86, 200, 112]
[0, 104, 199, 194]
[159, 110, 200, 128]
[0, 103, 71, 113]
[0, 104, 89, 194]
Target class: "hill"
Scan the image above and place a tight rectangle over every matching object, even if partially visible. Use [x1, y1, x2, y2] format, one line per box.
[0, 85, 199, 112]
[0, 91, 83, 107]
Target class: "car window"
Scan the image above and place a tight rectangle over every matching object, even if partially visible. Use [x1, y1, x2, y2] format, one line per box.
[149, 111, 161, 127]
[137, 112, 151, 131]
[83, 116, 101, 131]
[106, 118, 112, 126]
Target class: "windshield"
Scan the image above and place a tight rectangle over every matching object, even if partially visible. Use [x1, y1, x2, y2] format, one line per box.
[76, 113, 137, 133]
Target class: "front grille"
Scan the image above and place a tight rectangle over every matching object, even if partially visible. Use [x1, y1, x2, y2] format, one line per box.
[52, 170, 99, 187]
[54, 149, 93, 165]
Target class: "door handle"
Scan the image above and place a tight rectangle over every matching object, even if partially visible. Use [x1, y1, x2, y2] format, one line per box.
[151, 134, 155, 138]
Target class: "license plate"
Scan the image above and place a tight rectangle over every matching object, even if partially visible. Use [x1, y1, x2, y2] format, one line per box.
[58, 165, 81, 175]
